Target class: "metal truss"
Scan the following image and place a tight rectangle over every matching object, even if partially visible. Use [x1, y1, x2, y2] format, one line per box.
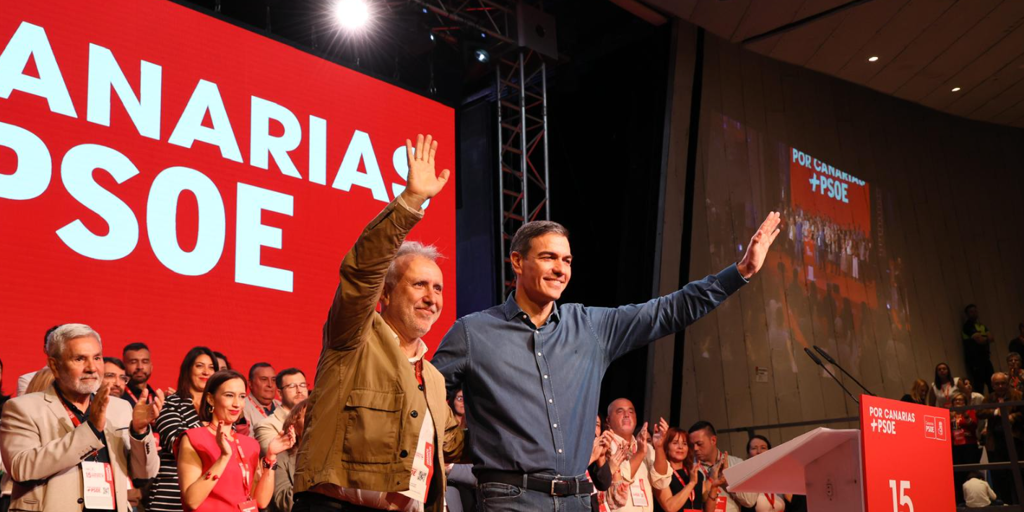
[409, 0, 518, 45]
[496, 49, 549, 300]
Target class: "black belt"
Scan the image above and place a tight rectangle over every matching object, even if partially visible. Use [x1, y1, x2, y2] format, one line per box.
[476, 471, 594, 497]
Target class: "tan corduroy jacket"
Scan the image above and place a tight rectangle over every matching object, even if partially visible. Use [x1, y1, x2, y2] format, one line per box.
[293, 197, 465, 511]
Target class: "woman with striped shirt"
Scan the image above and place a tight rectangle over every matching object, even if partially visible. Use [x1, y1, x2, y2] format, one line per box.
[146, 347, 220, 512]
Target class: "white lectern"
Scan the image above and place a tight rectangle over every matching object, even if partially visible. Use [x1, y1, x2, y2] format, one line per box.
[722, 428, 864, 512]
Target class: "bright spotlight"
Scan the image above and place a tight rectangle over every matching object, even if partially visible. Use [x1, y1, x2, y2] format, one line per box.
[429, 32, 436, 42]
[474, 49, 490, 63]
[333, 0, 369, 30]
[951, 87, 961, 92]
[867, 56, 879, 62]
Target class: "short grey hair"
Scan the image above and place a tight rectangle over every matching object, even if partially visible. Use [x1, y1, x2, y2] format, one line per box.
[384, 241, 444, 292]
[46, 323, 101, 359]
[510, 221, 569, 257]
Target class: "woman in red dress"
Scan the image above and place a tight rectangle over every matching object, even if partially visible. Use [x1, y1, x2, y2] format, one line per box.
[177, 370, 295, 512]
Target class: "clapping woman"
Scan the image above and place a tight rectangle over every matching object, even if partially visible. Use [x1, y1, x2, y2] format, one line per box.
[177, 370, 295, 512]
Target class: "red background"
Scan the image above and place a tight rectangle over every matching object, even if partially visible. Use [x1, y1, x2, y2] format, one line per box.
[789, 148, 872, 237]
[0, 0, 456, 391]
[860, 395, 955, 512]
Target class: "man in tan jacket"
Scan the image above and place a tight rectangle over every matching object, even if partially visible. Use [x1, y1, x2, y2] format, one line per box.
[293, 134, 464, 512]
[0, 323, 161, 512]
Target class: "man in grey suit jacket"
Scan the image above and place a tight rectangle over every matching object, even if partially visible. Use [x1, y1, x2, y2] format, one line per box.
[0, 324, 162, 512]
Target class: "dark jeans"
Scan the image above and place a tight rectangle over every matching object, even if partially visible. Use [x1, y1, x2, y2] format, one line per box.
[293, 492, 387, 512]
[479, 482, 592, 512]
[968, 361, 995, 395]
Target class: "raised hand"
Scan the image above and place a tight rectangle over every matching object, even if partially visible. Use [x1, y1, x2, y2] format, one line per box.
[402, 134, 451, 209]
[609, 441, 628, 474]
[88, 382, 111, 430]
[636, 421, 650, 452]
[214, 422, 233, 460]
[267, 426, 297, 457]
[652, 417, 669, 450]
[132, 387, 165, 433]
[590, 432, 608, 464]
[737, 211, 782, 279]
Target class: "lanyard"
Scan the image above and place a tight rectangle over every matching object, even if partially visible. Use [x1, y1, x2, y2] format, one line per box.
[672, 467, 696, 503]
[233, 436, 252, 497]
[59, 397, 99, 460]
[248, 396, 272, 418]
[766, 493, 776, 508]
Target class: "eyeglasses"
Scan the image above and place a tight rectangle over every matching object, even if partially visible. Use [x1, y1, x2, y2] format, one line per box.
[281, 382, 308, 391]
[455, 396, 464, 402]
[104, 373, 129, 383]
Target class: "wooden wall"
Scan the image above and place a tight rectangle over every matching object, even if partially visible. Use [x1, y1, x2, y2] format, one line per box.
[649, 24, 1024, 456]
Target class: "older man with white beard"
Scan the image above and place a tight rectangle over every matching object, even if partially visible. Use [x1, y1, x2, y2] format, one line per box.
[0, 323, 162, 512]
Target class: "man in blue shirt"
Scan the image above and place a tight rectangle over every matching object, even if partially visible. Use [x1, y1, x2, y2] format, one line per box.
[432, 212, 781, 511]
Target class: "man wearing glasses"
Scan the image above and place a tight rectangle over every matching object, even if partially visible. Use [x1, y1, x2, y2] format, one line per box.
[256, 367, 308, 455]
[102, 356, 129, 398]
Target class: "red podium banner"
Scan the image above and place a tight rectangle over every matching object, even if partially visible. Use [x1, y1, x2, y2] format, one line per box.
[860, 395, 955, 511]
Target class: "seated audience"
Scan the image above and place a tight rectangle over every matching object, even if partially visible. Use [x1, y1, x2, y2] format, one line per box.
[16, 325, 59, 396]
[148, 346, 219, 512]
[255, 368, 308, 456]
[688, 421, 756, 512]
[271, 399, 309, 512]
[900, 379, 928, 405]
[652, 418, 706, 512]
[927, 362, 958, 408]
[103, 356, 129, 398]
[950, 392, 980, 504]
[0, 323, 161, 511]
[977, 372, 1024, 505]
[963, 471, 998, 508]
[177, 370, 295, 512]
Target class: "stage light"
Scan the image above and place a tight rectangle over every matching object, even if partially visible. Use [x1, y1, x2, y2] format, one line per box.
[475, 49, 490, 63]
[951, 87, 961, 92]
[429, 32, 436, 42]
[422, 7, 428, 13]
[333, 0, 369, 30]
[868, 56, 879, 62]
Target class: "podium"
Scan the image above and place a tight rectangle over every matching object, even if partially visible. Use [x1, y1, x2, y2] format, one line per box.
[723, 395, 955, 512]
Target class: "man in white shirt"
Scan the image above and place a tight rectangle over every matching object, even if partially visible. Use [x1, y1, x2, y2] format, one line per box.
[604, 398, 668, 511]
[689, 421, 757, 512]
[963, 472, 998, 508]
[244, 362, 281, 432]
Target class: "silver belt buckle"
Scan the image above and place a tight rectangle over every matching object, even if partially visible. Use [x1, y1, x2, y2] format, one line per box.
[550, 478, 559, 495]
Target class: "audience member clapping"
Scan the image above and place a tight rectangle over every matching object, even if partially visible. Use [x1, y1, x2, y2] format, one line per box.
[688, 421, 757, 511]
[651, 418, 706, 512]
[1, 324, 161, 511]
[177, 370, 295, 511]
[255, 368, 307, 456]
[271, 399, 309, 512]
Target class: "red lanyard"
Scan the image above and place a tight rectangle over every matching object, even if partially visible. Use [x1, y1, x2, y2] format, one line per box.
[60, 399, 85, 427]
[766, 493, 776, 508]
[248, 397, 271, 418]
[412, 359, 424, 386]
[672, 467, 695, 503]
[232, 436, 252, 497]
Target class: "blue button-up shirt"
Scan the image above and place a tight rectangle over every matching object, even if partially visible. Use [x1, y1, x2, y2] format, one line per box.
[431, 264, 747, 477]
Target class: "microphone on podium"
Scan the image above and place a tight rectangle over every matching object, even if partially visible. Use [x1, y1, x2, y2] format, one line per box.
[804, 348, 859, 404]
[813, 345, 876, 396]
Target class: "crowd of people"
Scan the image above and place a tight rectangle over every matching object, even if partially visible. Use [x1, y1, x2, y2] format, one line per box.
[782, 207, 871, 282]
[898, 305, 1024, 508]
[0, 134, 787, 512]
